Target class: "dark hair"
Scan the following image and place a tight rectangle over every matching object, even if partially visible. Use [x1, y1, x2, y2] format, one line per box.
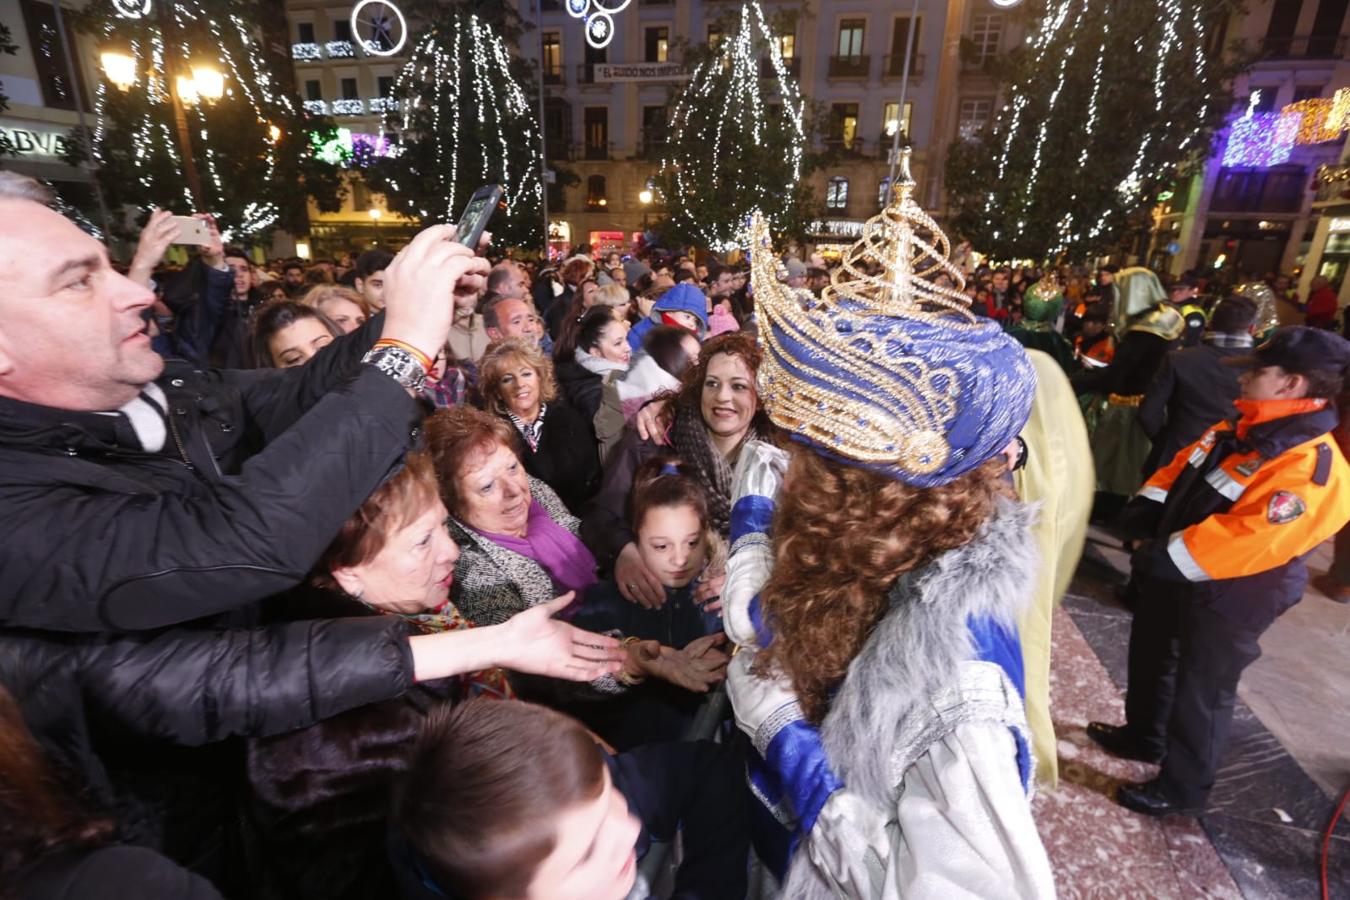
[222, 245, 249, 262]
[577, 306, 621, 355]
[1303, 368, 1345, 399]
[251, 300, 341, 368]
[1208, 295, 1259, 335]
[354, 249, 394, 280]
[485, 263, 518, 295]
[284, 262, 304, 274]
[806, 266, 828, 281]
[672, 331, 773, 433]
[425, 406, 520, 518]
[644, 325, 696, 379]
[672, 267, 696, 284]
[1080, 301, 1111, 324]
[394, 700, 606, 900]
[551, 291, 598, 362]
[706, 263, 734, 286]
[630, 455, 710, 533]
[0, 685, 116, 885]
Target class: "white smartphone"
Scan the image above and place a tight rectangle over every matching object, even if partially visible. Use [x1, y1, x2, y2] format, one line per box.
[169, 215, 212, 246]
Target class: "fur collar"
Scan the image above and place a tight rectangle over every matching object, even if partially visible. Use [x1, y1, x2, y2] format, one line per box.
[817, 497, 1039, 803]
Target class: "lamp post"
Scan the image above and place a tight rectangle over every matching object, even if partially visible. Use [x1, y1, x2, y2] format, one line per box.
[638, 187, 652, 231]
[369, 206, 382, 245]
[100, 7, 226, 211]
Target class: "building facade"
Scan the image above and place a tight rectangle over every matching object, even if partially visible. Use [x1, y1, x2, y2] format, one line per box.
[0, 0, 105, 227]
[521, 0, 955, 257]
[1147, 0, 1350, 282]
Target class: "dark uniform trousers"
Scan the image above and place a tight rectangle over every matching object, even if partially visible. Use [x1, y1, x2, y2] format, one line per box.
[1125, 571, 1299, 808]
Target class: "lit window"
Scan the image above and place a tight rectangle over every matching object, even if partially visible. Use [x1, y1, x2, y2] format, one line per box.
[958, 98, 992, 140]
[826, 176, 849, 210]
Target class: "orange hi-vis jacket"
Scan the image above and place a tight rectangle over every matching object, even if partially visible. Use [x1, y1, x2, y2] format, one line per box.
[1124, 397, 1350, 612]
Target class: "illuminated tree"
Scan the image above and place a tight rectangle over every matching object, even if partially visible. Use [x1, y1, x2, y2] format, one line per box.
[362, 2, 544, 248]
[73, 0, 343, 241]
[945, 0, 1244, 261]
[656, 3, 820, 251]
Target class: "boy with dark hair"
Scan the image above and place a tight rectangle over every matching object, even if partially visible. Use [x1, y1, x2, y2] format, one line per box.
[391, 700, 748, 900]
[354, 249, 396, 310]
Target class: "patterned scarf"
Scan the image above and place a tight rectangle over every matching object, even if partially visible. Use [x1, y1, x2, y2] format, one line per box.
[506, 402, 547, 452]
[669, 402, 756, 537]
[401, 598, 516, 700]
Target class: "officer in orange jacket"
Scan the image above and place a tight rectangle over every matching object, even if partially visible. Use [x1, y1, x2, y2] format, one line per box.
[1088, 326, 1350, 816]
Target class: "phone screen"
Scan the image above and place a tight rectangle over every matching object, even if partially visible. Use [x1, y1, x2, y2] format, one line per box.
[455, 198, 491, 240]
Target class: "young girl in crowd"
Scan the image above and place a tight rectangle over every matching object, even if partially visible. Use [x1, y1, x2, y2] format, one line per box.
[572, 456, 727, 748]
[250, 300, 342, 368]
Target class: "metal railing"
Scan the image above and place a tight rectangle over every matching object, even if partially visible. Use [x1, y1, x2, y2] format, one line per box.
[1259, 34, 1350, 59]
[759, 56, 800, 78]
[883, 53, 925, 78]
[827, 54, 870, 78]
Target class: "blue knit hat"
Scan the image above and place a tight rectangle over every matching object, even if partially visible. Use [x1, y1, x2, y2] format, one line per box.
[749, 151, 1034, 487]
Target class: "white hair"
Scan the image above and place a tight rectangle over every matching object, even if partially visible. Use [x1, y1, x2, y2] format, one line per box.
[0, 171, 54, 205]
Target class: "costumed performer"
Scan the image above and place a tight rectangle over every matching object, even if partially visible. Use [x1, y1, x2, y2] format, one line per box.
[722, 148, 1056, 899]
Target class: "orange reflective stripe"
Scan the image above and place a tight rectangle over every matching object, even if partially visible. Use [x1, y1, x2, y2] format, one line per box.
[1179, 439, 1350, 581]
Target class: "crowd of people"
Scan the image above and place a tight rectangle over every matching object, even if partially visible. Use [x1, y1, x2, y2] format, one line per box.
[1, 160, 1349, 900]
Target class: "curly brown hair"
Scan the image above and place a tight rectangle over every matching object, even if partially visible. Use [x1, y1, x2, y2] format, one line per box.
[757, 446, 1012, 723]
[668, 331, 774, 430]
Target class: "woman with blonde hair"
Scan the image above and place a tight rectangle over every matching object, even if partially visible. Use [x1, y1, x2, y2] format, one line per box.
[479, 338, 600, 515]
[299, 284, 372, 334]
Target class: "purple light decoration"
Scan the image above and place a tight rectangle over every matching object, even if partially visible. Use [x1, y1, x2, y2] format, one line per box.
[1222, 111, 1302, 167]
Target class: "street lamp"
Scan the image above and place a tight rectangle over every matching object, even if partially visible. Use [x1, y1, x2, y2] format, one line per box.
[190, 64, 225, 101]
[100, 50, 136, 90]
[639, 187, 652, 230]
[369, 207, 382, 245]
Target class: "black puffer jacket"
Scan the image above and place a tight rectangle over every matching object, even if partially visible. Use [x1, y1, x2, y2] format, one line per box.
[0, 617, 416, 846]
[553, 356, 605, 423]
[0, 313, 424, 632]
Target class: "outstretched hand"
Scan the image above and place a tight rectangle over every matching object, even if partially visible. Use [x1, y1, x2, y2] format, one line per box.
[633, 398, 673, 445]
[631, 632, 729, 693]
[497, 593, 626, 682]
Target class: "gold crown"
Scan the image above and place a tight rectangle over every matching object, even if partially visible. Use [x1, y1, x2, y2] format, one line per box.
[750, 148, 980, 477]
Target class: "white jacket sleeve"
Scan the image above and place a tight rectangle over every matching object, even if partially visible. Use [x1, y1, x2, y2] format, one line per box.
[888, 723, 1056, 899]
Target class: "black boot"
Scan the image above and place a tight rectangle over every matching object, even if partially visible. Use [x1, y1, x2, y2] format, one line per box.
[1117, 779, 1204, 817]
[1086, 722, 1164, 764]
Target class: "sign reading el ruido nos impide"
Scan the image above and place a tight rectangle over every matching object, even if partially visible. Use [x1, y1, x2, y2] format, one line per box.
[0, 121, 72, 158]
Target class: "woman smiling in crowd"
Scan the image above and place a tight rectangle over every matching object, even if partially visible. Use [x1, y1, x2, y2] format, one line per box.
[583, 332, 772, 609]
[479, 338, 600, 515]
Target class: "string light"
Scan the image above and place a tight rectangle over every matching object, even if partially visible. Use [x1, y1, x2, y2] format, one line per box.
[378, 12, 542, 229]
[93, 0, 303, 235]
[1222, 108, 1300, 168]
[1283, 95, 1349, 145]
[660, 1, 807, 252]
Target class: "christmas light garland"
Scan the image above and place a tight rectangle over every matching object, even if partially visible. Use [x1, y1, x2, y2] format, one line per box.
[659, 1, 807, 252]
[94, 0, 296, 236]
[379, 12, 542, 228]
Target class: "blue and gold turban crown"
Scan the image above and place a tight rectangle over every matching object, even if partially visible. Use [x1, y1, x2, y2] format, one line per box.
[751, 149, 1035, 488]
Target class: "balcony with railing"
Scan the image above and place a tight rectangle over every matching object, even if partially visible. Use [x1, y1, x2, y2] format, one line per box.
[574, 140, 615, 161]
[638, 128, 667, 159]
[1258, 33, 1350, 60]
[759, 56, 801, 78]
[823, 135, 865, 156]
[543, 66, 565, 85]
[827, 54, 870, 79]
[883, 53, 925, 79]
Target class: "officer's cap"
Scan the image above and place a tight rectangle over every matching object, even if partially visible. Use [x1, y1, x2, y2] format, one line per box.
[1225, 326, 1350, 377]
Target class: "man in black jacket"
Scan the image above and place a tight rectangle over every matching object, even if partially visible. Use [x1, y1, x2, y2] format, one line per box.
[1138, 295, 1259, 477]
[0, 171, 487, 632]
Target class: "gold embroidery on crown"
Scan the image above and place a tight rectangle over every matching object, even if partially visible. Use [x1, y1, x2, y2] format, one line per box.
[751, 147, 976, 475]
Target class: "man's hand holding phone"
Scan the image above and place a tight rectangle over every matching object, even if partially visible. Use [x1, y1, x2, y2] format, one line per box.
[381, 226, 490, 363]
